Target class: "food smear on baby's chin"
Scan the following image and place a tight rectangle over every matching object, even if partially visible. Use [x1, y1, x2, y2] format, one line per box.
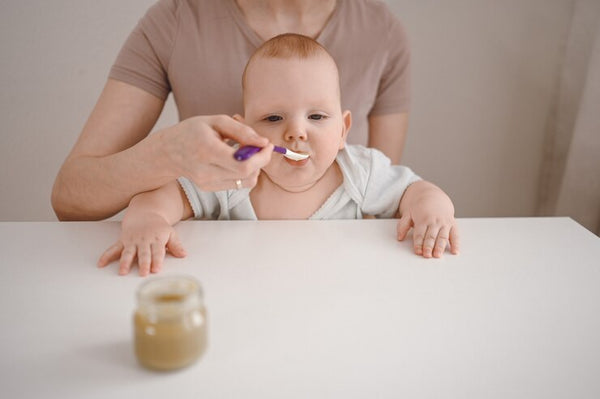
[284, 157, 309, 167]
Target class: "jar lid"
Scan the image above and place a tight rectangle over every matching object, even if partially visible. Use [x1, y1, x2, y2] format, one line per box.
[136, 275, 203, 312]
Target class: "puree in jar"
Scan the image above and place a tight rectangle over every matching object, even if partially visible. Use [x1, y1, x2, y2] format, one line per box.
[134, 277, 207, 371]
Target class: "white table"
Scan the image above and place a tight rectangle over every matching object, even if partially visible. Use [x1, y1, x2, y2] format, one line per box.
[1, 218, 599, 398]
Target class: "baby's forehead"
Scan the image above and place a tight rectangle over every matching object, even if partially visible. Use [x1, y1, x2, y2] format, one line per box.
[246, 54, 339, 80]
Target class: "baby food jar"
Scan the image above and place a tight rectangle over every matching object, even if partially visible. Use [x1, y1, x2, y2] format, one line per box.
[134, 276, 207, 371]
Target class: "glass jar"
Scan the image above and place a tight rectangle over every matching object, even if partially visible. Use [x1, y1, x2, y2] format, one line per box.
[134, 276, 207, 371]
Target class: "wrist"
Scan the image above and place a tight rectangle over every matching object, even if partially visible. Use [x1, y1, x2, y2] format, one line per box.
[152, 126, 184, 179]
[123, 206, 168, 227]
[400, 181, 454, 216]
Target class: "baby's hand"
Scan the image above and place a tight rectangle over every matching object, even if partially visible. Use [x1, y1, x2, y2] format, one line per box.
[97, 213, 186, 276]
[396, 181, 460, 258]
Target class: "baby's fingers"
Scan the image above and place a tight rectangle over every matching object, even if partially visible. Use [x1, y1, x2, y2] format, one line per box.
[98, 242, 124, 268]
[118, 245, 137, 276]
[166, 230, 187, 258]
[396, 214, 413, 241]
[412, 224, 428, 256]
[449, 224, 461, 255]
[432, 226, 450, 258]
[150, 243, 166, 275]
[137, 245, 153, 277]
[421, 226, 441, 258]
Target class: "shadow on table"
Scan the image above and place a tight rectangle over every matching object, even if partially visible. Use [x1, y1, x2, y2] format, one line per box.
[20, 340, 174, 397]
[78, 339, 138, 370]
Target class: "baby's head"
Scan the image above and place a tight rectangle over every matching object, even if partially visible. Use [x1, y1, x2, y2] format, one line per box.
[240, 33, 352, 192]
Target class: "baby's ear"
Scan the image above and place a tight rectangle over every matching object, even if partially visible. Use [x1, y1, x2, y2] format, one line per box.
[339, 110, 352, 149]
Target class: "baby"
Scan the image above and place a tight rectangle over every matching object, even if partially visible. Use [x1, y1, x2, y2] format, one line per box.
[99, 33, 459, 276]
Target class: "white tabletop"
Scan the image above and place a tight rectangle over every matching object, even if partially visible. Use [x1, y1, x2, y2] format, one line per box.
[1, 218, 599, 398]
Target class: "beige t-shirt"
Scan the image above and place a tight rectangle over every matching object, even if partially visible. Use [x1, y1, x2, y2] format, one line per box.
[109, 0, 410, 146]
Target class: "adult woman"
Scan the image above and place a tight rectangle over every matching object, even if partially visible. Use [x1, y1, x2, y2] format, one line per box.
[52, 0, 410, 220]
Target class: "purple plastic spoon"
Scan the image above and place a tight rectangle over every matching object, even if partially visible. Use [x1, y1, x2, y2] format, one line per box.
[233, 145, 309, 161]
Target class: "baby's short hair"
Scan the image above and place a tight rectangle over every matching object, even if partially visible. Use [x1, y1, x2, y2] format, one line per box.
[253, 32, 329, 59]
[242, 33, 337, 89]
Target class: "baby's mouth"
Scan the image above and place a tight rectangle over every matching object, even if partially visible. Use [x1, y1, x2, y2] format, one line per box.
[282, 148, 310, 161]
[284, 154, 310, 166]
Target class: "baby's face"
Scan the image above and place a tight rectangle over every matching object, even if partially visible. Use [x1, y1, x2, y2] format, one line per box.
[243, 55, 350, 192]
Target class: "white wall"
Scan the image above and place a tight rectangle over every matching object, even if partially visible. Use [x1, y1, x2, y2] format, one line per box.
[389, 0, 573, 217]
[0, 0, 179, 221]
[0, 0, 574, 220]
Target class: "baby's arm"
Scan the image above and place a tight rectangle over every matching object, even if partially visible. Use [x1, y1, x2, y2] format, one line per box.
[98, 180, 193, 276]
[396, 181, 460, 258]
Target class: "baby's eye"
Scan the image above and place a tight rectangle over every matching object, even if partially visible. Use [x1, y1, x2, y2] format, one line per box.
[309, 114, 326, 120]
[265, 115, 282, 122]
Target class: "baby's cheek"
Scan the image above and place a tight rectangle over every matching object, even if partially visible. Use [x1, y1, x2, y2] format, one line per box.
[261, 159, 281, 177]
[250, 125, 278, 141]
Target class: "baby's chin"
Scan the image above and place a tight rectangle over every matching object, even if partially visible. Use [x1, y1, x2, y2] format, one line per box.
[260, 170, 324, 193]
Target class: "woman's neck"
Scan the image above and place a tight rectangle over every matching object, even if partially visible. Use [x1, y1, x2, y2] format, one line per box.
[235, 0, 337, 40]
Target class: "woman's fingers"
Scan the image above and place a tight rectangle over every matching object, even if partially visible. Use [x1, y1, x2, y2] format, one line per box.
[211, 114, 268, 148]
[200, 115, 270, 173]
[197, 165, 263, 192]
[186, 144, 272, 192]
[168, 115, 272, 191]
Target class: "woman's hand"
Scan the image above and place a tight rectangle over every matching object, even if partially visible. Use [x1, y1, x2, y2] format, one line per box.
[52, 80, 274, 220]
[161, 115, 274, 191]
[396, 181, 460, 258]
[97, 212, 186, 276]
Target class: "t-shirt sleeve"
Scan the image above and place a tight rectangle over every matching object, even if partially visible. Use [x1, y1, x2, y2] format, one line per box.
[369, 11, 411, 115]
[361, 149, 421, 217]
[108, 0, 180, 100]
[177, 177, 221, 219]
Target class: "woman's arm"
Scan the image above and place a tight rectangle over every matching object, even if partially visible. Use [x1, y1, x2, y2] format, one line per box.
[52, 79, 271, 220]
[368, 112, 409, 164]
[52, 79, 165, 220]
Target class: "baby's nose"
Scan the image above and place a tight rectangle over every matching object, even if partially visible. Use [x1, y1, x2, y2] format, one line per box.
[285, 123, 307, 141]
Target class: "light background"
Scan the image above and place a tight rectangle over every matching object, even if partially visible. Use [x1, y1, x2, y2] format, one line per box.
[0, 0, 576, 221]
